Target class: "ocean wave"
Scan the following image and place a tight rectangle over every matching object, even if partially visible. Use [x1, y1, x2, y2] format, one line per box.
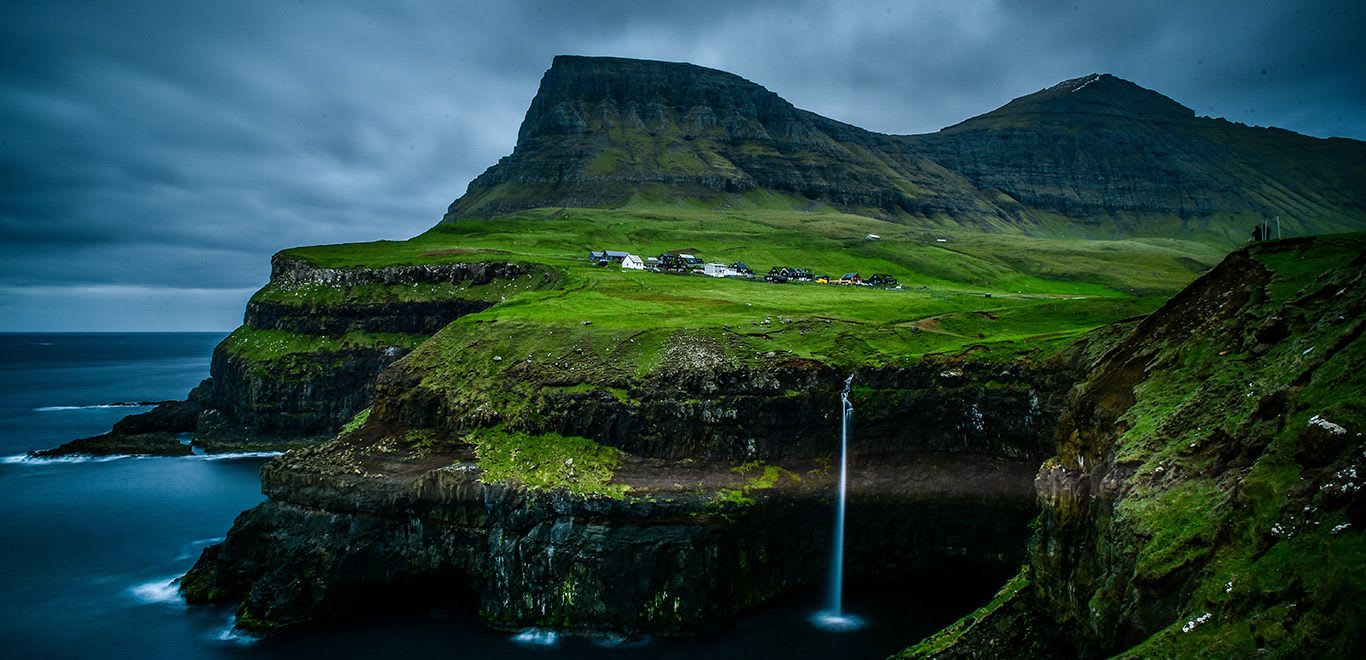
[213, 615, 260, 646]
[511, 628, 560, 648]
[3, 451, 281, 465]
[187, 451, 283, 461]
[34, 402, 159, 412]
[175, 536, 226, 561]
[129, 576, 184, 606]
[2, 453, 132, 465]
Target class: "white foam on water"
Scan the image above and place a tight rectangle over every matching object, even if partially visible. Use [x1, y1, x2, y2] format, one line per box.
[510, 628, 560, 648]
[187, 451, 283, 461]
[808, 610, 868, 632]
[34, 403, 151, 412]
[2, 453, 132, 465]
[176, 536, 226, 561]
[129, 576, 183, 606]
[213, 615, 260, 646]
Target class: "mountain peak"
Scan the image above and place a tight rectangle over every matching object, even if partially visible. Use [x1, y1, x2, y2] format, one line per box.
[945, 73, 1195, 130]
[516, 55, 800, 143]
[446, 57, 1365, 235]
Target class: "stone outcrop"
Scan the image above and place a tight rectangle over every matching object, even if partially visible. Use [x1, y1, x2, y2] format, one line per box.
[33, 394, 203, 457]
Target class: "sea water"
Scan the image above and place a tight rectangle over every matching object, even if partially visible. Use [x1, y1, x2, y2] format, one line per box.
[0, 333, 991, 659]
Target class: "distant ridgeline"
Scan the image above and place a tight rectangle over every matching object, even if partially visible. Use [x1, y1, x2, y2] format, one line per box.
[448, 56, 1366, 242]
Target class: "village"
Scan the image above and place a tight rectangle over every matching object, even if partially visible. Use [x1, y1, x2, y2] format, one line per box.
[587, 249, 900, 288]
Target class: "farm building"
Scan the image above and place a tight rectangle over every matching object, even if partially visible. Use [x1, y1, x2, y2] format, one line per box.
[765, 267, 813, 283]
[621, 254, 645, 270]
[703, 263, 745, 278]
[589, 250, 631, 265]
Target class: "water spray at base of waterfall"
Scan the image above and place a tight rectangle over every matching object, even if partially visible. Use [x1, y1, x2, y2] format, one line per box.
[811, 374, 866, 632]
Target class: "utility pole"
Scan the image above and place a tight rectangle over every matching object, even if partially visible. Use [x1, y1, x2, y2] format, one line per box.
[1276, 216, 1281, 240]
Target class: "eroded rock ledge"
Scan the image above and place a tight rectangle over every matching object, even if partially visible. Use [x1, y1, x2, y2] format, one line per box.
[183, 432, 1038, 635]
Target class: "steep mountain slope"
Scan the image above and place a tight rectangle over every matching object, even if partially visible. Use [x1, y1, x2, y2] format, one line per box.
[904, 234, 1366, 657]
[447, 55, 999, 223]
[448, 57, 1366, 242]
[924, 74, 1366, 239]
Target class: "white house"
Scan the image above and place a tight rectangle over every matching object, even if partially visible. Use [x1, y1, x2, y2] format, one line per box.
[621, 254, 645, 270]
[703, 262, 739, 278]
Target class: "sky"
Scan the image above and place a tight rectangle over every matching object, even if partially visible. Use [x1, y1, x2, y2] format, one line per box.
[2, 0, 1362, 331]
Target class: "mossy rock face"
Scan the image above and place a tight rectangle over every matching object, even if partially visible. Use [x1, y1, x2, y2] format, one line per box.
[933, 235, 1366, 659]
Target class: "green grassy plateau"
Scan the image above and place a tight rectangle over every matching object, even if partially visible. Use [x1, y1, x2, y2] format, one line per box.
[270, 196, 1224, 367]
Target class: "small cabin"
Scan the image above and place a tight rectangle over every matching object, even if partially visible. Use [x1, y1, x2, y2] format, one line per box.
[621, 254, 646, 270]
[589, 250, 631, 266]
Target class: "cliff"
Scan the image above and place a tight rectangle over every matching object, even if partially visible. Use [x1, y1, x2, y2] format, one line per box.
[904, 233, 1366, 657]
[180, 351, 1069, 635]
[37, 256, 559, 456]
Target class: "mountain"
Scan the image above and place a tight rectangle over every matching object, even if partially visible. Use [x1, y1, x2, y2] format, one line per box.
[448, 56, 1366, 241]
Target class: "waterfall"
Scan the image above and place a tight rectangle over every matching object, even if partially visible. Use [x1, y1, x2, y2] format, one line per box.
[810, 374, 865, 631]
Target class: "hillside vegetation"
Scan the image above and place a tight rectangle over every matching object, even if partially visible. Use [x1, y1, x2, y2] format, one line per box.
[263, 198, 1222, 375]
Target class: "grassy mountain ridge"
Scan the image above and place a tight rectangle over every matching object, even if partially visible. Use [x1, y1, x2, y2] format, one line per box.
[446, 56, 1366, 244]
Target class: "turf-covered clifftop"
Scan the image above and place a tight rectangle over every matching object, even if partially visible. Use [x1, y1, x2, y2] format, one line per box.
[196, 258, 560, 449]
[38, 255, 560, 456]
[449, 56, 1366, 242]
[903, 233, 1366, 657]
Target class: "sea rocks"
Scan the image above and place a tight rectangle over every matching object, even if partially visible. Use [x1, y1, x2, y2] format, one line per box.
[30, 398, 202, 458]
[32, 431, 191, 458]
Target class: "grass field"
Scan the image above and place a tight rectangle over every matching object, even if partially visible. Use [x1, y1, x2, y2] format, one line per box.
[259, 198, 1222, 367]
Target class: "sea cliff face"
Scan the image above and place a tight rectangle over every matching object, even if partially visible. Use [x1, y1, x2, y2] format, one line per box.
[37, 257, 555, 457]
[181, 347, 1070, 634]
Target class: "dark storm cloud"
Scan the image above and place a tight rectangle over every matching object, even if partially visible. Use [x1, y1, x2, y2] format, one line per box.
[2, 0, 1362, 330]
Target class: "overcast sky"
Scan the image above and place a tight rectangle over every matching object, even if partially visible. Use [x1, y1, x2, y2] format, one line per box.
[3, 0, 1362, 331]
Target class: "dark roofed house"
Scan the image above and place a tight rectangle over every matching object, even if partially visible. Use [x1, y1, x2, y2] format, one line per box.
[657, 253, 689, 272]
[765, 266, 813, 283]
[839, 273, 862, 285]
[589, 250, 631, 266]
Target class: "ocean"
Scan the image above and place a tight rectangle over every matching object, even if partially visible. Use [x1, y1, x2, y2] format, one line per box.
[0, 333, 983, 659]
